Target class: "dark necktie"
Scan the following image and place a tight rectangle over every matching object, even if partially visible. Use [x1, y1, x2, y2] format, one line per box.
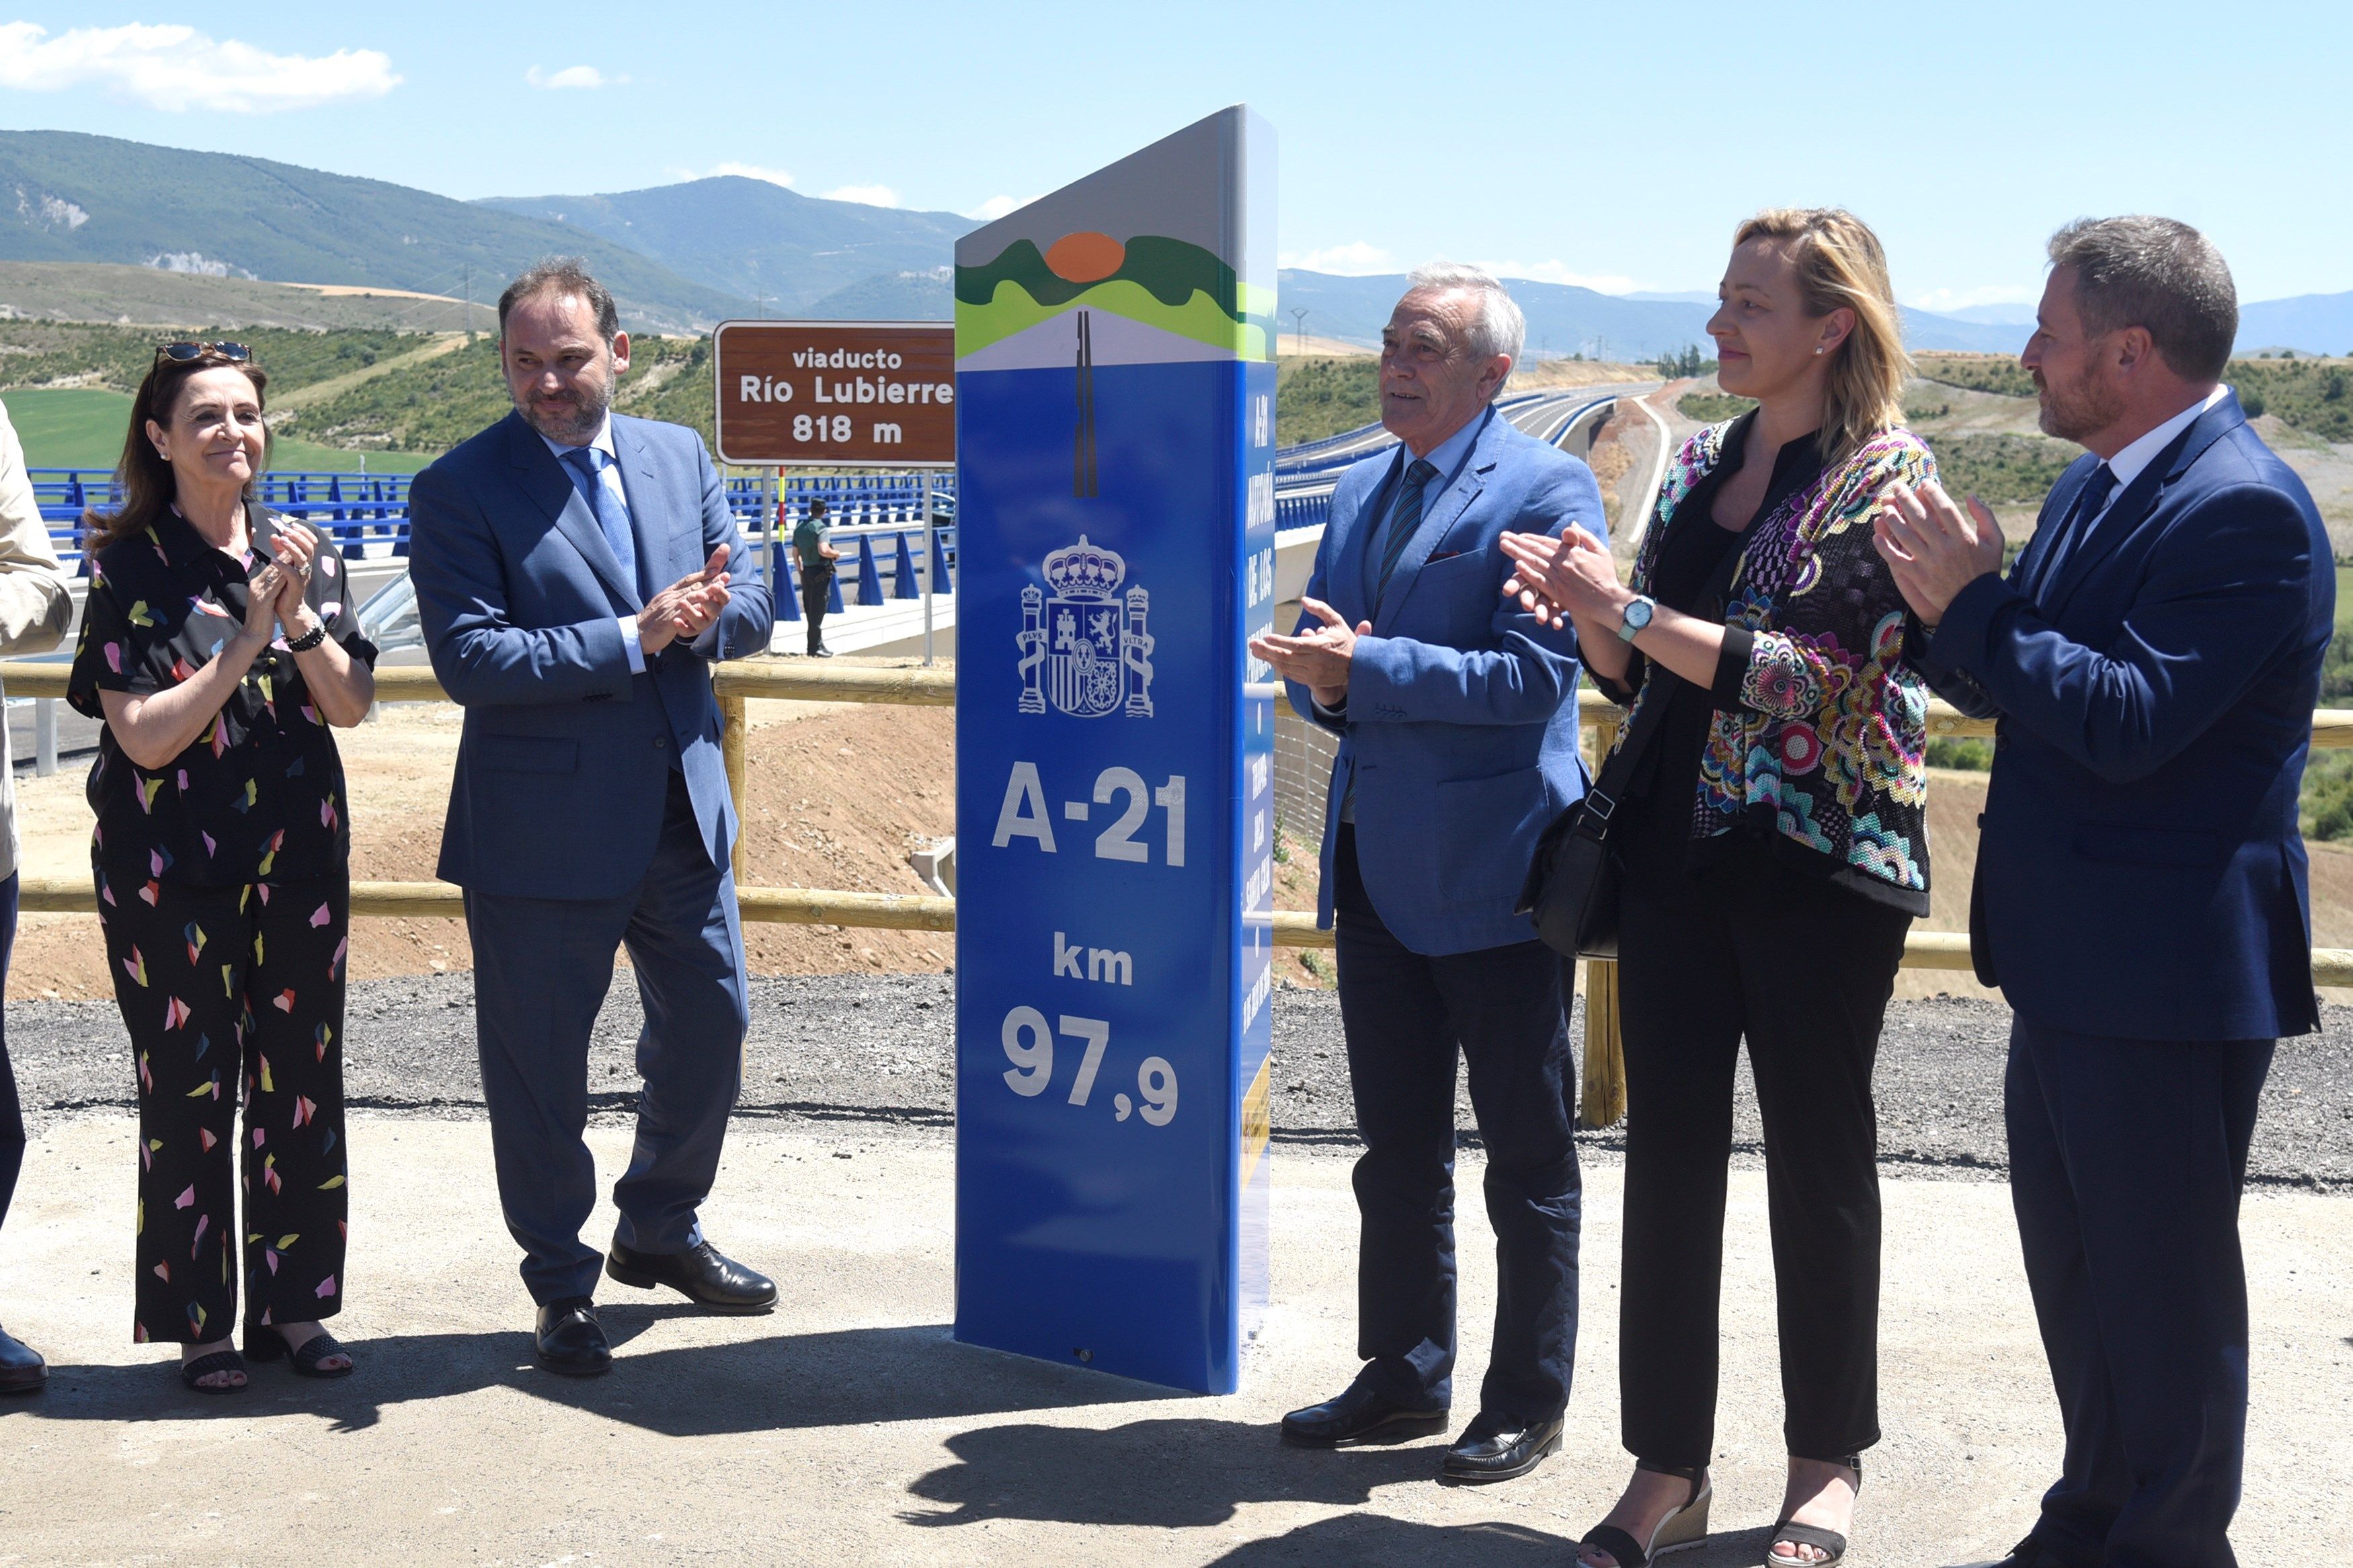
[2030, 462, 2116, 597]
[559, 446, 639, 596]
[1374, 458, 1439, 604]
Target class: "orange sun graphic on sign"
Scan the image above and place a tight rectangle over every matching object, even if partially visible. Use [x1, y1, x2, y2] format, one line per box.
[1044, 232, 1126, 283]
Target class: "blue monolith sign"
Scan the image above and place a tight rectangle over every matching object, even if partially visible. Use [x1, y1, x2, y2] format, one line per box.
[953, 106, 1278, 1393]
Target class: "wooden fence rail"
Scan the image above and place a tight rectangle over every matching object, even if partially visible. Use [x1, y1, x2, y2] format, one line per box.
[9, 660, 2348, 1128]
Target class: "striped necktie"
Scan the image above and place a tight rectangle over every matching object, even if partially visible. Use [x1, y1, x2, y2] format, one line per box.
[559, 445, 639, 596]
[1374, 458, 1439, 604]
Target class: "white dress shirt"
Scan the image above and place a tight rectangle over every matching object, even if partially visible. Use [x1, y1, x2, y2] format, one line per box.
[542, 413, 648, 674]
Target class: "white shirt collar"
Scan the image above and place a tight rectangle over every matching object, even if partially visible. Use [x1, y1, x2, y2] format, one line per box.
[539, 411, 616, 462]
[2104, 383, 2228, 492]
[1404, 404, 1489, 484]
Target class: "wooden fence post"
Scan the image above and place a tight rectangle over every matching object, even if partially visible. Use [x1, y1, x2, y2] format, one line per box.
[721, 688, 748, 878]
[1579, 711, 1628, 1129]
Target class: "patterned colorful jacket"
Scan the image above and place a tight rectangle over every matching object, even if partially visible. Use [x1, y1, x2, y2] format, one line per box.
[1601, 420, 1937, 899]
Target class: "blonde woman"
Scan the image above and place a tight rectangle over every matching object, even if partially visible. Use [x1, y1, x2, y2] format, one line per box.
[1500, 210, 1933, 1568]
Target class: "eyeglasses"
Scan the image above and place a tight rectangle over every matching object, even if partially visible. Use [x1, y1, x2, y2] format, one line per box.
[155, 341, 253, 364]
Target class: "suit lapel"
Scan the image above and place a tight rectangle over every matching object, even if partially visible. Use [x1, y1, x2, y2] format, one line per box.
[1371, 417, 1499, 635]
[2042, 393, 2244, 618]
[2016, 460, 2098, 601]
[1326, 448, 1398, 630]
[609, 415, 674, 598]
[504, 411, 642, 612]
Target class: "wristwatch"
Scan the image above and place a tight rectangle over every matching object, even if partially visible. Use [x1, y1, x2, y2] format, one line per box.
[1616, 595, 1657, 643]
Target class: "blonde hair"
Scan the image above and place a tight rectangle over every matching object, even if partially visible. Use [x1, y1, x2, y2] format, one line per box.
[1732, 208, 1909, 463]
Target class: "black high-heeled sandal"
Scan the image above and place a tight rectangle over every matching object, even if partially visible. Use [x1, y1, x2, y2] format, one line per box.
[244, 1323, 355, 1379]
[1767, 1454, 1862, 1567]
[179, 1350, 248, 1393]
[1578, 1460, 1711, 1567]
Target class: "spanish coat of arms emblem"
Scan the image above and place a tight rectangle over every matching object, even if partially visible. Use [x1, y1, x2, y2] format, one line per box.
[1016, 534, 1154, 718]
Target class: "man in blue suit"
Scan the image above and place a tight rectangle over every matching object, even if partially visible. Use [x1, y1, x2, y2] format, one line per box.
[1252, 265, 1604, 1483]
[1877, 218, 2329, 1568]
[410, 262, 779, 1376]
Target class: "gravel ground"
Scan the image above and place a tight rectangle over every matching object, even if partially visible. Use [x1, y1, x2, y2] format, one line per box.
[11, 973, 2353, 1190]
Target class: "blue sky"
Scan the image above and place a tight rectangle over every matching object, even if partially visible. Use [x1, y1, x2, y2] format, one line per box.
[1, 0, 2345, 308]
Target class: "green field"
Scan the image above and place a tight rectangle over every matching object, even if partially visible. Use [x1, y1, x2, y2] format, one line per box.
[2, 387, 432, 475]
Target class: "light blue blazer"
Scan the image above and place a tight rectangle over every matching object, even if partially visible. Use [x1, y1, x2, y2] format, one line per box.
[1283, 411, 1606, 956]
[409, 409, 775, 900]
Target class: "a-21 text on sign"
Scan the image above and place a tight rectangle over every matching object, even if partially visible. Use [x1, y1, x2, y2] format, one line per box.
[711, 319, 957, 467]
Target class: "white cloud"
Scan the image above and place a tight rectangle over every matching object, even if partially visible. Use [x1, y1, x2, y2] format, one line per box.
[711, 161, 795, 187]
[1474, 259, 1641, 293]
[525, 64, 623, 90]
[1278, 242, 1396, 276]
[821, 183, 900, 208]
[0, 22, 399, 112]
[967, 194, 1040, 222]
[1906, 284, 2038, 312]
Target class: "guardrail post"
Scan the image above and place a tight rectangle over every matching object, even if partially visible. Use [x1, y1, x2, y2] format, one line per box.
[721, 688, 748, 878]
[34, 697, 56, 777]
[1579, 711, 1627, 1130]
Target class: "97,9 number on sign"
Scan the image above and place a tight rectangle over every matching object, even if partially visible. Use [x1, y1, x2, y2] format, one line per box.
[1001, 1007, 1177, 1126]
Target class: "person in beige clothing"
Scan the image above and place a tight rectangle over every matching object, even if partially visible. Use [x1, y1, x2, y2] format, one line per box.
[0, 395, 75, 1393]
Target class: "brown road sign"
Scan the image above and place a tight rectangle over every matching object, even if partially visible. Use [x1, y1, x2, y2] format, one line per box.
[713, 319, 956, 467]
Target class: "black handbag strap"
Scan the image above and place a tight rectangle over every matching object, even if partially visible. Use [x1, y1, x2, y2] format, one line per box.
[1579, 518, 1747, 841]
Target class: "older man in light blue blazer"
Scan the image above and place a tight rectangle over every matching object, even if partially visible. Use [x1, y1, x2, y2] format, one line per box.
[410, 262, 776, 1376]
[1252, 264, 1604, 1483]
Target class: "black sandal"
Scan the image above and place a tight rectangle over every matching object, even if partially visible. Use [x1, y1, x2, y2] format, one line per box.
[1767, 1454, 1862, 1567]
[179, 1350, 249, 1393]
[1579, 1460, 1711, 1567]
[244, 1323, 356, 1379]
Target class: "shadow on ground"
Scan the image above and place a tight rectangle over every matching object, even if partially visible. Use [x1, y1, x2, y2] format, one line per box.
[1, 1311, 1160, 1436]
[1178, 1515, 1794, 1567]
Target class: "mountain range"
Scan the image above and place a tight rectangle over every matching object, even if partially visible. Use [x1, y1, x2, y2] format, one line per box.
[476, 177, 976, 313]
[2, 131, 2348, 356]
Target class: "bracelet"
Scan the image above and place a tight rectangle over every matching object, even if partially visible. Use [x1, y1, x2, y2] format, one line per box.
[284, 622, 329, 653]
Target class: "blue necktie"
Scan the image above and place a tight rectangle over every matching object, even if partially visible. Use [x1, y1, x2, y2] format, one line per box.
[2030, 462, 2116, 598]
[559, 446, 639, 598]
[1373, 458, 1439, 604]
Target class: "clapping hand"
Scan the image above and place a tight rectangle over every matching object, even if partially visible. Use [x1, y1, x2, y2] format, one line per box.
[639, 544, 733, 654]
[266, 524, 321, 637]
[1872, 480, 2005, 628]
[1248, 596, 1369, 708]
[1499, 524, 1624, 627]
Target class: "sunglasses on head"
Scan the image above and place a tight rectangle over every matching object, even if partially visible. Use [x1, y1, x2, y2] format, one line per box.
[155, 341, 252, 364]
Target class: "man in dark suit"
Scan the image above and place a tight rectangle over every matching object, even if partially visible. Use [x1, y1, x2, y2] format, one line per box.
[1876, 217, 2329, 1568]
[1251, 265, 1604, 1483]
[410, 261, 779, 1376]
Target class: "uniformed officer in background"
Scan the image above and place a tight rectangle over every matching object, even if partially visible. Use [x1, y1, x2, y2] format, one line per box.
[794, 497, 842, 657]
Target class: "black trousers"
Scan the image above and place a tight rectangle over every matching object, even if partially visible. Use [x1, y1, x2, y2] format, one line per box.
[2007, 1018, 2271, 1568]
[802, 563, 833, 649]
[1332, 825, 1581, 1423]
[97, 869, 351, 1344]
[1614, 836, 1909, 1466]
[0, 874, 21, 1235]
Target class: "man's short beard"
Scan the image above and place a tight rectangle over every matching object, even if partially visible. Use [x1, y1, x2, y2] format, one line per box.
[2037, 361, 2126, 444]
[517, 377, 613, 445]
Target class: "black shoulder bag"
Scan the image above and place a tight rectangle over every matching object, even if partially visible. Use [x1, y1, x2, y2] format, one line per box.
[1516, 529, 1745, 961]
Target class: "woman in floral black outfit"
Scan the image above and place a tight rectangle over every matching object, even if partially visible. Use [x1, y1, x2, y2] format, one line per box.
[70, 343, 377, 1394]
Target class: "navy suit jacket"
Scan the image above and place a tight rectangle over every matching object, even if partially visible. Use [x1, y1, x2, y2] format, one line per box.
[409, 409, 775, 900]
[1284, 410, 1605, 956]
[1916, 390, 2330, 1040]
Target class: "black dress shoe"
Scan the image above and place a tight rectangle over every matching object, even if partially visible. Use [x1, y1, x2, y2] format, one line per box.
[1986, 1534, 2078, 1568]
[534, 1296, 612, 1376]
[1440, 1409, 1564, 1483]
[0, 1322, 46, 1394]
[1279, 1382, 1449, 1448]
[606, 1239, 778, 1313]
